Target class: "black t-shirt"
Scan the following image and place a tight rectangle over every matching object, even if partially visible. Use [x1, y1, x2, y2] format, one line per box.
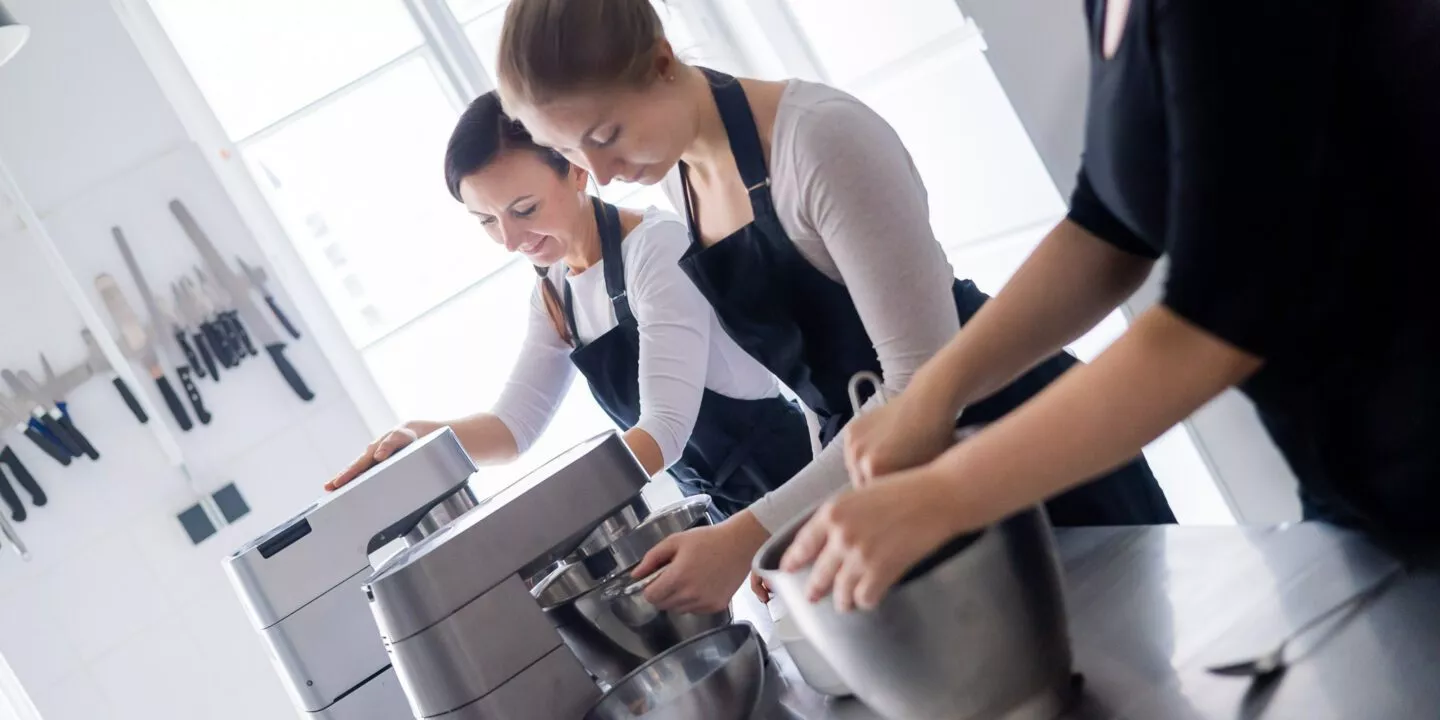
[1069, 0, 1440, 552]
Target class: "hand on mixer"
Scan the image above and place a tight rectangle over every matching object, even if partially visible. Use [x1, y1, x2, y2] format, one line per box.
[631, 509, 772, 614]
[325, 421, 440, 491]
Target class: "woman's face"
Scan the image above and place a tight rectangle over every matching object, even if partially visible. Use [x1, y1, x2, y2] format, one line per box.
[512, 79, 694, 187]
[458, 149, 589, 266]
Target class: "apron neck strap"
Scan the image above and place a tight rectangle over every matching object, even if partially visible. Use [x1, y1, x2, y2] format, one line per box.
[592, 197, 634, 326]
[699, 68, 771, 192]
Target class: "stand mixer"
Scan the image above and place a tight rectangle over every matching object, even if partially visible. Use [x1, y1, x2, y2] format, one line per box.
[364, 430, 652, 719]
[224, 428, 481, 719]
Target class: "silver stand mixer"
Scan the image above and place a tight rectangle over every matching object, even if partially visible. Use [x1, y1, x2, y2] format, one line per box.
[364, 430, 652, 718]
[224, 428, 481, 719]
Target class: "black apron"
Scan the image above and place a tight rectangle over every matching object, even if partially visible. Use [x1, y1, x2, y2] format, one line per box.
[676, 70, 1175, 528]
[562, 198, 813, 520]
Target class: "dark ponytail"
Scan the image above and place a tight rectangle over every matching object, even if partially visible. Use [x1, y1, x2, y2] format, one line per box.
[444, 90, 575, 345]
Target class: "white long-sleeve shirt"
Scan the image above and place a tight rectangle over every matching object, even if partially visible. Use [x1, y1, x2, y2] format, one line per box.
[663, 79, 962, 533]
[491, 206, 783, 469]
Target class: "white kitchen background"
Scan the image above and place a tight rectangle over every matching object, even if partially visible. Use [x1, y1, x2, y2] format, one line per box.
[0, 1, 1247, 718]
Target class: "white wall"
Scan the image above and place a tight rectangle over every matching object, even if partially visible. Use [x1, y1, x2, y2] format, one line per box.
[0, 1, 375, 718]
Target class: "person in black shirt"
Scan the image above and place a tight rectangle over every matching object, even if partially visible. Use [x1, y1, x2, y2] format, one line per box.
[779, 0, 1439, 611]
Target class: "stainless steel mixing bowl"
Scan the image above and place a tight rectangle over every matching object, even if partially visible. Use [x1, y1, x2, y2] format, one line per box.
[536, 558, 731, 688]
[583, 622, 792, 720]
[576, 494, 713, 578]
[754, 506, 1074, 720]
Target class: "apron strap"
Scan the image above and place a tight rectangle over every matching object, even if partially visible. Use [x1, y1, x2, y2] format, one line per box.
[592, 197, 635, 326]
[699, 68, 771, 193]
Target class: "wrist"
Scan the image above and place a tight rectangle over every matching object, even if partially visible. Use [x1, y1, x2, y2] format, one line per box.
[911, 361, 970, 423]
[725, 510, 772, 554]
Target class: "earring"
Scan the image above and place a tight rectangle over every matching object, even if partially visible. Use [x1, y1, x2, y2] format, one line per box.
[667, 74, 676, 82]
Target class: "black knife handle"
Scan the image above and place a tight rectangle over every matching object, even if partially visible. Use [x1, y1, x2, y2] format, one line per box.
[21, 426, 71, 466]
[1, 447, 45, 506]
[157, 376, 193, 432]
[114, 377, 148, 423]
[202, 322, 237, 368]
[176, 330, 204, 378]
[266, 295, 302, 340]
[178, 367, 211, 426]
[194, 332, 220, 381]
[0, 469, 24, 522]
[56, 414, 99, 461]
[233, 313, 258, 356]
[266, 343, 314, 402]
[36, 414, 84, 459]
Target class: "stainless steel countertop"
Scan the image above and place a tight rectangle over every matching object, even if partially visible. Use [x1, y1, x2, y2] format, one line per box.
[739, 523, 1438, 719]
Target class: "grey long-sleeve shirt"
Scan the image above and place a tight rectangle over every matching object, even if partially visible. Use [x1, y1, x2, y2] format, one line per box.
[664, 79, 961, 532]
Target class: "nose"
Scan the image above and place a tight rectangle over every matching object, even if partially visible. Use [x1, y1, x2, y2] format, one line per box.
[578, 148, 618, 186]
[498, 220, 526, 252]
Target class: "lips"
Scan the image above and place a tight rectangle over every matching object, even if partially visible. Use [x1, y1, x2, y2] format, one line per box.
[518, 236, 548, 255]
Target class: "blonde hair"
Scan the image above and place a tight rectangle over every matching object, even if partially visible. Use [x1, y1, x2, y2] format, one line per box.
[497, 0, 667, 109]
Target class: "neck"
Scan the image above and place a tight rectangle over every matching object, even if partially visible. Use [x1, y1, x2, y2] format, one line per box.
[563, 197, 602, 273]
[677, 65, 732, 172]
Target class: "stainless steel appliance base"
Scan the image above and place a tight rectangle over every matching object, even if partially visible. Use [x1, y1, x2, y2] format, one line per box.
[431, 644, 601, 719]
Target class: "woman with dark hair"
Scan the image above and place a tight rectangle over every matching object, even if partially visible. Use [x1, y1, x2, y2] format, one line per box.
[327, 91, 814, 523]
[493, 0, 1175, 614]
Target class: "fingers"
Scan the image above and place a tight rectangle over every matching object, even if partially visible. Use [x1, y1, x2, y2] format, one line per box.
[372, 428, 418, 462]
[325, 448, 378, 491]
[633, 536, 679, 579]
[750, 573, 772, 604]
[832, 554, 865, 613]
[780, 505, 832, 572]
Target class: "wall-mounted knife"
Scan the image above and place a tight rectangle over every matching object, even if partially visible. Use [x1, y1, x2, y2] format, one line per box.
[0, 506, 30, 560]
[171, 200, 314, 401]
[196, 267, 255, 359]
[237, 257, 301, 340]
[11, 369, 98, 461]
[80, 329, 147, 424]
[173, 281, 219, 381]
[1, 370, 87, 460]
[0, 393, 71, 466]
[181, 275, 238, 369]
[112, 227, 212, 426]
[0, 444, 46, 520]
[95, 273, 193, 431]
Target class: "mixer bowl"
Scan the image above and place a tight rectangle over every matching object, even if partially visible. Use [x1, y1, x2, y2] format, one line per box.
[519, 495, 652, 587]
[583, 623, 790, 720]
[576, 494, 713, 578]
[754, 506, 1074, 720]
[536, 560, 731, 688]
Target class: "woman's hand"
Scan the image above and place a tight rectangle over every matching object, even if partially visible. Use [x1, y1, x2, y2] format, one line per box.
[844, 387, 956, 487]
[325, 420, 443, 491]
[779, 463, 970, 612]
[632, 510, 771, 614]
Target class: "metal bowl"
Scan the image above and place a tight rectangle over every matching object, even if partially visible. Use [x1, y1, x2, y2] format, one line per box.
[754, 507, 1074, 720]
[576, 495, 713, 578]
[537, 561, 732, 688]
[518, 495, 652, 585]
[583, 623, 790, 720]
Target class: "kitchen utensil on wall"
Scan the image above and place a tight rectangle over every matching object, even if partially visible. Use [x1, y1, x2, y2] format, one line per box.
[112, 227, 212, 426]
[181, 276, 239, 369]
[195, 268, 252, 361]
[172, 281, 219, 381]
[80, 329, 148, 423]
[172, 200, 313, 401]
[237, 256, 302, 340]
[12, 369, 98, 460]
[157, 289, 204, 379]
[0, 506, 30, 560]
[0, 445, 45, 521]
[2, 369, 88, 459]
[0, 393, 72, 466]
[95, 272, 193, 431]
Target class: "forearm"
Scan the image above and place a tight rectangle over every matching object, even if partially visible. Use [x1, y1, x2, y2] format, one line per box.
[748, 436, 849, 533]
[445, 413, 522, 465]
[621, 426, 666, 477]
[928, 306, 1261, 527]
[915, 219, 1154, 419]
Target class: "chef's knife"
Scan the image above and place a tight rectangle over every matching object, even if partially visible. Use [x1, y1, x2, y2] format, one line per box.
[2, 370, 87, 459]
[112, 228, 212, 426]
[238, 257, 302, 339]
[184, 275, 238, 368]
[80, 329, 147, 423]
[0, 394, 71, 466]
[159, 290, 204, 379]
[172, 200, 314, 401]
[193, 270, 244, 365]
[12, 369, 98, 461]
[196, 268, 255, 359]
[0, 446, 45, 520]
[95, 273, 193, 431]
[173, 282, 220, 381]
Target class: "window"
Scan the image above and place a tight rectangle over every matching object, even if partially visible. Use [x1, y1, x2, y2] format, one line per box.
[148, 0, 724, 480]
